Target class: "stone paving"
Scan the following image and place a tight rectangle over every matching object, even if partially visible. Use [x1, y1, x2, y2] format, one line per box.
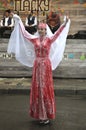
[0, 78, 86, 130]
[0, 95, 86, 130]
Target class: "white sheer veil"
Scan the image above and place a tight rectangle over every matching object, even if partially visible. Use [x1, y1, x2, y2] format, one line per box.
[7, 14, 37, 67]
[47, 18, 70, 70]
[7, 14, 70, 70]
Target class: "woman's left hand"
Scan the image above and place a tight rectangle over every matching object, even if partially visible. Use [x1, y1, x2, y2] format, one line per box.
[64, 15, 69, 26]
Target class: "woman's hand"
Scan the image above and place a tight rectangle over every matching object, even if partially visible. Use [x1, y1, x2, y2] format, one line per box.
[64, 15, 69, 26]
[10, 11, 14, 17]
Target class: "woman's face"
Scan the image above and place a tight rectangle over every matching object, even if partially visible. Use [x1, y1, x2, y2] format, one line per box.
[38, 28, 46, 37]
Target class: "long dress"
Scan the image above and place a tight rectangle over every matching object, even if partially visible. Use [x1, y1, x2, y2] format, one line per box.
[7, 14, 70, 120]
[29, 38, 56, 120]
[27, 25, 65, 120]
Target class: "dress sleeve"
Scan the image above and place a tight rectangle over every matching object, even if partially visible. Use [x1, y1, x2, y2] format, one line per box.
[19, 24, 36, 44]
[49, 24, 65, 44]
[13, 14, 37, 44]
[18, 19, 37, 44]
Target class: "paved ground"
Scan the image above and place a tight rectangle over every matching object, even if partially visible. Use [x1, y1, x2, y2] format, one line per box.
[0, 78, 86, 130]
[0, 95, 86, 130]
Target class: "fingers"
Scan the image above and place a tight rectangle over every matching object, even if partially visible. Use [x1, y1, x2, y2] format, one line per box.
[10, 12, 14, 17]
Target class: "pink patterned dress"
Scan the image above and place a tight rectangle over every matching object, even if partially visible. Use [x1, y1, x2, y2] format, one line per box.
[29, 25, 65, 120]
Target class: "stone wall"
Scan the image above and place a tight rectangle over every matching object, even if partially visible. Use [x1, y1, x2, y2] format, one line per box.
[0, 39, 86, 78]
[0, 2, 86, 34]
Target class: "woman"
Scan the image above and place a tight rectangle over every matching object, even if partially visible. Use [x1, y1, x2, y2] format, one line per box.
[7, 14, 70, 124]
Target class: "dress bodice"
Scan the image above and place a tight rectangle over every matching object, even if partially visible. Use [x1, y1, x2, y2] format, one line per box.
[34, 38, 51, 58]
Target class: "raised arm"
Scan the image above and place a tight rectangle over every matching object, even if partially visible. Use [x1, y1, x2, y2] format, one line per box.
[12, 13, 37, 44]
[49, 16, 69, 44]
